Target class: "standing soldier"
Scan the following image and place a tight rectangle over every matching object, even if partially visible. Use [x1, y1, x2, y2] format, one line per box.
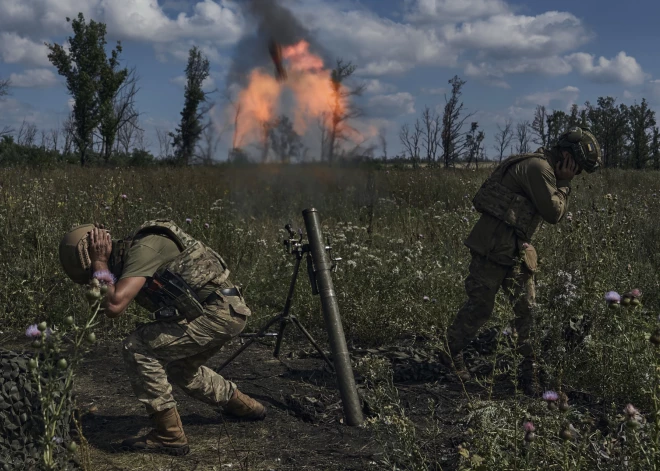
[58, 219, 266, 456]
[440, 127, 602, 395]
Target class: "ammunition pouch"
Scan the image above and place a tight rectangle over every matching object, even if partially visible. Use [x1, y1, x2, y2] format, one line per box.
[145, 269, 205, 322]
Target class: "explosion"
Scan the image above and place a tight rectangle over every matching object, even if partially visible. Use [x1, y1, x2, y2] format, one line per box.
[229, 40, 352, 156]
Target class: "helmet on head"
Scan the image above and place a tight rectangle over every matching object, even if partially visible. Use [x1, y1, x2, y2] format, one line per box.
[556, 126, 602, 174]
[59, 224, 95, 284]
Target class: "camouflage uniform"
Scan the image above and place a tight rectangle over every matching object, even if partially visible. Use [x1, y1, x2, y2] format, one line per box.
[119, 220, 252, 415]
[445, 148, 571, 382]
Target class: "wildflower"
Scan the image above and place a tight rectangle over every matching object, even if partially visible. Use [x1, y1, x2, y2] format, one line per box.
[543, 391, 558, 402]
[604, 291, 621, 306]
[25, 324, 41, 338]
[121, 194, 127, 199]
[566, 212, 573, 222]
[523, 421, 535, 433]
[185, 218, 192, 224]
[630, 288, 641, 298]
[104, 206, 110, 211]
[623, 404, 644, 429]
[52, 437, 64, 445]
[423, 296, 430, 302]
[543, 390, 559, 410]
[204, 223, 210, 229]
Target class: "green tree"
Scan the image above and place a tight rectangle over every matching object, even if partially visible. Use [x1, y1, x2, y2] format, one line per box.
[546, 110, 568, 145]
[440, 75, 473, 168]
[170, 46, 211, 165]
[626, 98, 656, 169]
[586, 97, 629, 168]
[46, 13, 125, 166]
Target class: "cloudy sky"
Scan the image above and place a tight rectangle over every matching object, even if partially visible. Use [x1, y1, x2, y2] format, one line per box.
[1, 0, 659, 161]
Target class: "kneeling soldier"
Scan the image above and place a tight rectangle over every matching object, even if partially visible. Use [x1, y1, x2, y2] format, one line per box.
[59, 219, 266, 455]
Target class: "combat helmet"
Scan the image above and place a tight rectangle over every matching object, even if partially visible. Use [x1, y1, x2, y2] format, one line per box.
[556, 126, 602, 173]
[59, 224, 95, 284]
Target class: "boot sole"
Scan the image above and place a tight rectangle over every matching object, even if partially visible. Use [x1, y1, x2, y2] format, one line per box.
[120, 444, 190, 456]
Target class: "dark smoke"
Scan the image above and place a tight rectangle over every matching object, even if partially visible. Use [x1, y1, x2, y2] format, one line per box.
[227, 0, 330, 88]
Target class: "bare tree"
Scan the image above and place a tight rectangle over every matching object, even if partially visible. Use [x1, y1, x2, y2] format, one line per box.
[421, 105, 441, 164]
[515, 120, 531, 154]
[17, 120, 38, 147]
[325, 59, 365, 163]
[399, 119, 422, 166]
[156, 127, 174, 159]
[39, 129, 48, 149]
[98, 67, 140, 161]
[197, 117, 223, 164]
[493, 118, 513, 162]
[50, 127, 60, 152]
[440, 75, 474, 168]
[378, 127, 387, 159]
[465, 122, 485, 169]
[529, 105, 548, 148]
[0, 77, 11, 137]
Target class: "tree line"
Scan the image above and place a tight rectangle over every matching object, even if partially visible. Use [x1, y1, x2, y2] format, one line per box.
[398, 77, 660, 170]
[1, 12, 659, 169]
[0, 13, 371, 167]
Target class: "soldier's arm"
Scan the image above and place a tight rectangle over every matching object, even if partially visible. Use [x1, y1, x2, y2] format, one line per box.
[521, 159, 571, 224]
[91, 259, 145, 318]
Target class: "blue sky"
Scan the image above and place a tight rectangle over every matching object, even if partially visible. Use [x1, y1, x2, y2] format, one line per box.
[1, 0, 659, 161]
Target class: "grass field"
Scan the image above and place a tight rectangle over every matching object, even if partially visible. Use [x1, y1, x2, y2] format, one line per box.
[2, 164, 660, 470]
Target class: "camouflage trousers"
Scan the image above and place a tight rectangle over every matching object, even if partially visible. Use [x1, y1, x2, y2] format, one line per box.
[122, 291, 250, 415]
[446, 247, 537, 358]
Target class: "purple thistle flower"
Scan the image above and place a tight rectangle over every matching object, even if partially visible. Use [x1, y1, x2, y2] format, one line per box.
[204, 223, 210, 229]
[543, 390, 559, 402]
[630, 288, 641, 298]
[523, 421, 535, 432]
[121, 194, 127, 199]
[185, 218, 192, 224]
[624, 404, 640, 417]
[423, 296, 430, 302]
[604, 291, 621, 304]
[25, 324, 41, 338]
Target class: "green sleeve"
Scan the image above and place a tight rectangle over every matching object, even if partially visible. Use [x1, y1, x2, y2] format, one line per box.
[520, 159, 570, 224]
[119, 244, 167, 279]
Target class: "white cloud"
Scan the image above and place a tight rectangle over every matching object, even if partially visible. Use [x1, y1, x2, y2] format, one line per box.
[0, 0, 244, 44]
[0, 0, 243, 67]
[565, 51, 647, 85]
[404, 0, 509, 24]
[9, 68, 59, 88]
[290, 1, 458, 76]
[367, 92, 416, 117]
[363, 79, 397, 95]
[0, 33, 51, 67]
[517, 86, 580, 110]
[445, 12, 591, 59]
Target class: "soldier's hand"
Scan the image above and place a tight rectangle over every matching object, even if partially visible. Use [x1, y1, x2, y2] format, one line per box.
[88, 227, 112, 263]
[555, 154, 579, 181]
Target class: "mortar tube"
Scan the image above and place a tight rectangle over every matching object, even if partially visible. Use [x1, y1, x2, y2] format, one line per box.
[302, 208, 364, 426]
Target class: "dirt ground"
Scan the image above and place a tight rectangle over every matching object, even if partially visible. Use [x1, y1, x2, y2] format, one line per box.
[61, 335, 472, 471]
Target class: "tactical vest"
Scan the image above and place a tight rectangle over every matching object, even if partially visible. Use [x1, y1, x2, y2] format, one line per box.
[126, 220, 231, 318]
[471, 152, 545, 242]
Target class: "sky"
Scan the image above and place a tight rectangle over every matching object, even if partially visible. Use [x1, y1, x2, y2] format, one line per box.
[1, 0, 660, 161]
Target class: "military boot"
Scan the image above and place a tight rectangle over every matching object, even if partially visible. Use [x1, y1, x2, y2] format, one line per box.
[518, 358, 539, 397]
[222, 389, 267, 421]
[439, 351, 471, 382]
[121, 407, 189, 455]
